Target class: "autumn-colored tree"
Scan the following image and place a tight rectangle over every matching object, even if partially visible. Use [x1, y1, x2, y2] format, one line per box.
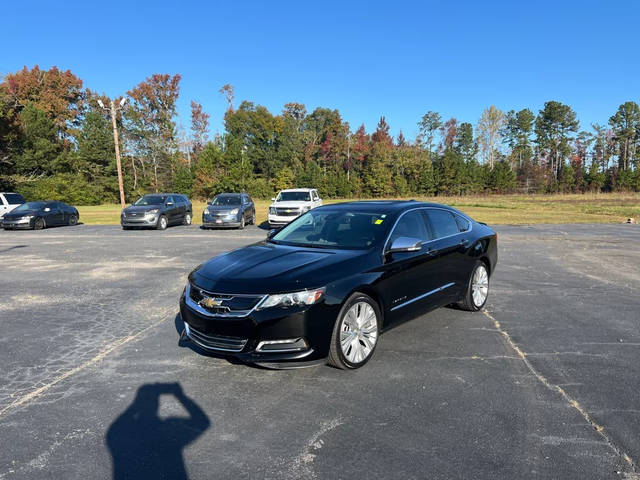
[190, 100, 210, 161]
[125, 74, 181, 192]
[219, 84, 235, 111]
[2, 65, 85, 135]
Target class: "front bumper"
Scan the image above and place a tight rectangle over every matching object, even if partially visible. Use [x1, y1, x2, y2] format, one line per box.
[1, 218, 33, 229]
[267, 214, 300, 227]
[202, 213, 241, 228]
[179, 292, 337, 365]
[121, 215, 158, 227]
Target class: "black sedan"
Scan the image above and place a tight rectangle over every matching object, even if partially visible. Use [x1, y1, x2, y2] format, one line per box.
[1, 201, 79, 230]
[179, 201, 497, 370]
[202, 193, 255, 229]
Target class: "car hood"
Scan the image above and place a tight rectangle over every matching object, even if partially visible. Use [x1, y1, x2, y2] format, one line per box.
[205, 205, 240, 212]
[123, 205, 162, 214]
[3, 209, 39, 218]
[270, 201, 310, 209]
[191, 242, 369, 294]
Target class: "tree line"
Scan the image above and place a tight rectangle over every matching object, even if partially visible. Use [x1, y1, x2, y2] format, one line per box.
[1, 65, 639, 205]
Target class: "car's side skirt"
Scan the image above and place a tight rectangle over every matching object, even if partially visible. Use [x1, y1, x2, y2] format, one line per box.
[390, 282, 455, 312]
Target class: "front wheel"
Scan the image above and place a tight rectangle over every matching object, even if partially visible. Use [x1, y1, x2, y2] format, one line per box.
[458, 261, 490, 311]
[183, 213, 192, 226]
[238, 216, 245, 230]
[328, 293, 381, 370]
[68, 214, 78, 226]
[156, 215, 168, 230]
[33, 217, 45, 230]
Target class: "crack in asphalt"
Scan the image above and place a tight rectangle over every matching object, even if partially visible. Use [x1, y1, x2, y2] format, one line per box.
[0, 316, 167, 419]
[483, 309, 637, 474]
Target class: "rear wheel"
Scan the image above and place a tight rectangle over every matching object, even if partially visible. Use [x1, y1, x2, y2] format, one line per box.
[250, 211, 256, 224]
[34, 217, 45, 230]
[328, 293, 381, 370]
[68, 214, 78, 226]
[458, 261, 489, 311]
[183, 213, 192, 226]
[156, 215, 168, 230]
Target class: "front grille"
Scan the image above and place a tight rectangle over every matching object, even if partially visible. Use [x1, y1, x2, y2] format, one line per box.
[188, 284, 264, 316]
[275, 208, 300, 216]
[187, 325, 248, 352]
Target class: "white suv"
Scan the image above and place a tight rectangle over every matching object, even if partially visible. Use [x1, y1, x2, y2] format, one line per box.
[268, 188, 322, 227]
[0, 192, 25, 219]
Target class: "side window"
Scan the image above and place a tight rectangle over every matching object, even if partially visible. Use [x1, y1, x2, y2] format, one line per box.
[455, 215, 470, 232]
[426, 210, 460, 239]
[0, 195, 6, 206]
[388, 210, 429, 246]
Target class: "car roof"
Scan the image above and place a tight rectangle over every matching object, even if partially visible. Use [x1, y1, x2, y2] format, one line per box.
[279, 188, 315, 192]
[318, 200, 458, 214]
[216, 192, 243, 196]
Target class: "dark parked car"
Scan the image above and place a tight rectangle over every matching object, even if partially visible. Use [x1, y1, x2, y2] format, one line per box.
[121, 194, 192, 230]
[202, 193, 255, 229]
[1, 201, 79, 230]
[179, 201, 497, 370]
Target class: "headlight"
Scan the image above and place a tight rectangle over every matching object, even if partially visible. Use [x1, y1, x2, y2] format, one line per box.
[229, 209, 239, 215]
[301, 206, 311, 212]
[204, 208, 211, 214]
[257, 288, 325, 310]
[146, 209, 159, 215]
[22, 215, 34, 219]
[269, 207, 277, 214]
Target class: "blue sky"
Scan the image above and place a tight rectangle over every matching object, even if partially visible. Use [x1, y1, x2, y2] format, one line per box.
[2, 0, 638, 140]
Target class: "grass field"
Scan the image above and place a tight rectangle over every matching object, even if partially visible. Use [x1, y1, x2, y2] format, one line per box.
[76, 193, 640, 226]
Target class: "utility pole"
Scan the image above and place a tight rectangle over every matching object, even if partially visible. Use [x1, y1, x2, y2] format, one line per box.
[98, 97, 127, 209]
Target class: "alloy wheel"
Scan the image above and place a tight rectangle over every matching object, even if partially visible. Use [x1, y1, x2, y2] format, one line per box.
[340, 301, 378, 364]
[471, 265, 489, 307]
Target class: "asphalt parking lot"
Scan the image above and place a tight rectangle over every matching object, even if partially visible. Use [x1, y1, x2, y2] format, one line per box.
[0, 223, 639, 479]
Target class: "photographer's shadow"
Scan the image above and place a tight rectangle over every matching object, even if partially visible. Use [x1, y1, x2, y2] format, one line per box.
[106, 383, 210, 479]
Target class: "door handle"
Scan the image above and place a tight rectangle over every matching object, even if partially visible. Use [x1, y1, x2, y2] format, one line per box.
[427, 248, 439, 256]
[459, 238, 469, 246]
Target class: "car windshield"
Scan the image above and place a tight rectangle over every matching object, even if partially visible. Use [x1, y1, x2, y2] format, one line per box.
[212, 196, 240, 206]
[271, 209, 388, 249]
[276, 191, 311, 202]
[13, 202, 46, 212]
[134, 195, 167, 206]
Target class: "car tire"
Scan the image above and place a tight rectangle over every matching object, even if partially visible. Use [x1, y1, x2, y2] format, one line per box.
[122, 226, 131, 230]
[239, 216, 245, 230]
[250, 211, 255, 225]
[183, 213, 192, 226]
[457, 261, 490, 311]
[34, 217, 45, 230]
[68, 214, 78, 226]
[328, 292, 381, 370]
[156, 215, 168, 230]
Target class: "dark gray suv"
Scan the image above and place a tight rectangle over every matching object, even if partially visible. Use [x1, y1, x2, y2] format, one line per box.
[121, 194, 193, 230]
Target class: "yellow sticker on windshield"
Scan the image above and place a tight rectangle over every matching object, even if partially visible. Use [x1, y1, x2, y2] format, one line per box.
[375, 219, 383, 225]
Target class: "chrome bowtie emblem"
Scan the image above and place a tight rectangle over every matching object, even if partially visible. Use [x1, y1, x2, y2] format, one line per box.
[199, 296, 223, 308]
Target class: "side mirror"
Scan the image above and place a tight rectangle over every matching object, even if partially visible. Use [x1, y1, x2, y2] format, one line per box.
[166, 201, 174, 206]
[271, 197, 276, 202]
[207, 200, 212, 205]
[387, 236, 423, 254]
[44, 207, 51, 212]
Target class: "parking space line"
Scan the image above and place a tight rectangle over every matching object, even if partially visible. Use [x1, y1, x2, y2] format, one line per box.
[482, 309, 637, 472]
[0, 317, 167, 419]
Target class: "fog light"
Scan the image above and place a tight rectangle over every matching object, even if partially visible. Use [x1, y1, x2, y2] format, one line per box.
[256, 338, 308, 353]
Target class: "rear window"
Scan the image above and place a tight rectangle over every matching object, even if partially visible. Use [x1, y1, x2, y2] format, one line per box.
[3, 193, 25, 205]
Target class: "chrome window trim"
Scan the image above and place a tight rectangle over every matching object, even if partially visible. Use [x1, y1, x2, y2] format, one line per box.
[383, 206, 473, 255]
[390, 282, 455, 312]
[184, 283, 267, 318]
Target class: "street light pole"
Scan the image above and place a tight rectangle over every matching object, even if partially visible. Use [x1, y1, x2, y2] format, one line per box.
[98, 98, 127, 209]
